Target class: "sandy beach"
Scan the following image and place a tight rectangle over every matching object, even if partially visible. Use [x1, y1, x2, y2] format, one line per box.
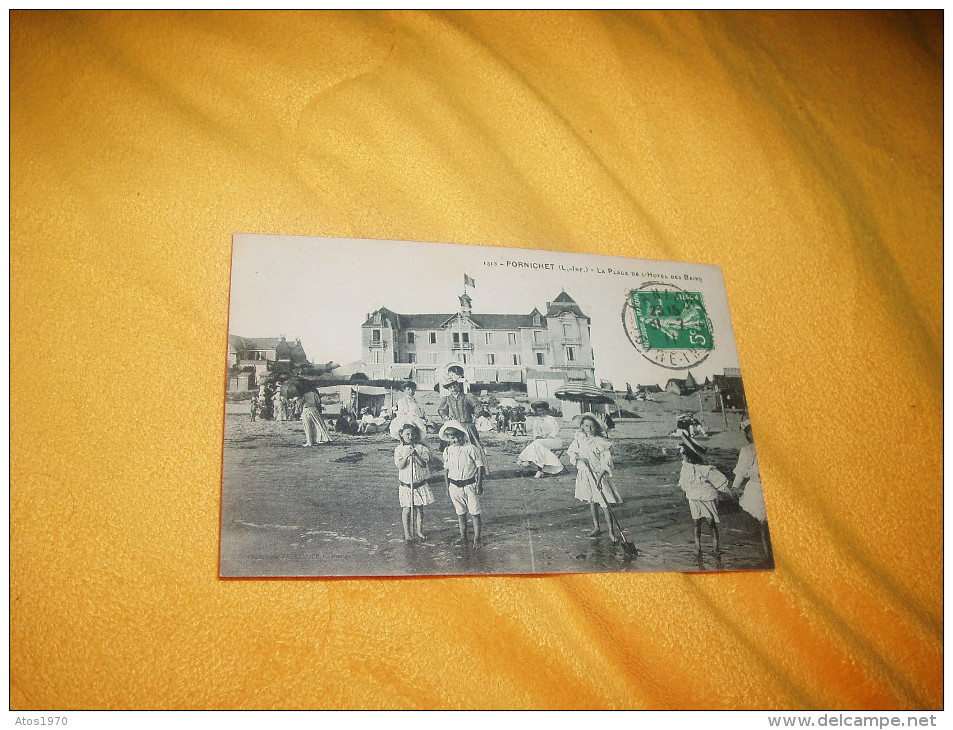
[220, 394, 772, 578]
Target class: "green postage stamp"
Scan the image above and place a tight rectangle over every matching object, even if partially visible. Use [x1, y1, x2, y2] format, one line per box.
[621, 281, 716, 371]
[630, 288, 714, 351]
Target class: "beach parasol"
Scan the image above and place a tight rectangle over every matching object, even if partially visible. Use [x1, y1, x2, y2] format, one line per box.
[553, 384, 617, 407]
[498, 397, 520, 409]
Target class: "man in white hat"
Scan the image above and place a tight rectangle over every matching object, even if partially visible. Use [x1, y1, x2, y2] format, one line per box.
[439, 363, 469, 395]
[438, 378, 488, 469]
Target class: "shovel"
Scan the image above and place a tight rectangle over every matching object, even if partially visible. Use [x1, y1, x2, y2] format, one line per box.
[582, 459, 638, 556]
[408, 447, 418, 542]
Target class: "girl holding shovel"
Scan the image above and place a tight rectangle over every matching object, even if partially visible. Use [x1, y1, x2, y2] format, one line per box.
[394, 422, 434, 541]
[567, 414, 622, 542]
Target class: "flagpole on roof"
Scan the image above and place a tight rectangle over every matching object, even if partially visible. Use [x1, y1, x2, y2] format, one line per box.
[455, 276, 463, 381]
[459, 277, 463, 368]
[457, 274, 475, 380]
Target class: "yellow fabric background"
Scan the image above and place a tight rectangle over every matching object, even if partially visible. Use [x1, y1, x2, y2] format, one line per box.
[11, 10, 941, 710]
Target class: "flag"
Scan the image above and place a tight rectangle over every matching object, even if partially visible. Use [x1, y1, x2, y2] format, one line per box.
[464, 273, 476, 288]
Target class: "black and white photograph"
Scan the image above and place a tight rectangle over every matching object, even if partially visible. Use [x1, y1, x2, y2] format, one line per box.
[220, 234, 773, 577]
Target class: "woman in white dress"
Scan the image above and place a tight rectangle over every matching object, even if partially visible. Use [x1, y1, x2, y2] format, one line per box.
[475, 410, 495, 432]
[273, 383, 289, 421]
[389, 381, 429, 440]
[517, 401, 565, 478]
[732, 418, 771, 559]
[300, 388, 333, 446]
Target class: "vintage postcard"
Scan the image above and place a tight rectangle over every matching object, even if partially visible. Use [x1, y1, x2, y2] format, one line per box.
[221, 235, 772, 577]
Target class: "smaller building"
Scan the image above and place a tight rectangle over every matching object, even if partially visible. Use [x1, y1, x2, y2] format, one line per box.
[227, 335, 309, 391]
[665, 370, 699, 396]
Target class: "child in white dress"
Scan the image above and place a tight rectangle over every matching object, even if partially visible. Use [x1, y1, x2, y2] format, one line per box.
[677, 430, 730, 557]
[394, 422, 435, 541]
[567, 414, 621, 542]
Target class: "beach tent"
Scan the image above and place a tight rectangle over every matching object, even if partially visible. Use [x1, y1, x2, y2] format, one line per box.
[318, 384, 393, 416]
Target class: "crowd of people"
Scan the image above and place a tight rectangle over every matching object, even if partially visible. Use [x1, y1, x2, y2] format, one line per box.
[249, 381, 302, 423]
[245, 370, 769, 559]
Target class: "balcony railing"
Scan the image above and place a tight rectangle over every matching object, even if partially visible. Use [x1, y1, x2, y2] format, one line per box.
[450, 342, 474, 351]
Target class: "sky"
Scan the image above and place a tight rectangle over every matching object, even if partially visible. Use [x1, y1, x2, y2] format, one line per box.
[228, 235, 745, 389]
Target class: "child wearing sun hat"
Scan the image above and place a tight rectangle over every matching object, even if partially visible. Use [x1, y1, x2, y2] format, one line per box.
[567, 413, 621, 541]
[394, 421, 434, 541]
[439, 420, 485, 548]
[676, 426, 730, 558]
